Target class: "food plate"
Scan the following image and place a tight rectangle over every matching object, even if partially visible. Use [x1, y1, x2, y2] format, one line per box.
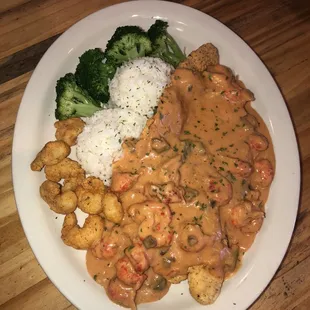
[12, 1, 300, 309]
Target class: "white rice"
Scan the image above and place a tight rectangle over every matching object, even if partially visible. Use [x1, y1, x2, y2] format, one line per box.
[76, 57, 173, 185]
[109, 57, 173, 117]
[76, 108, 147, 184]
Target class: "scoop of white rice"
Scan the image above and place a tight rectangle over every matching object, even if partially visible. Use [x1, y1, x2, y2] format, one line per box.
[109, 57, 173, 117]
[76, 108, 147, 184]
[76, 57, 173, 185]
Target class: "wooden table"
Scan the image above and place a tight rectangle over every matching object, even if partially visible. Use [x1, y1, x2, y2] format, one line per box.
[0, 0, 309, 309]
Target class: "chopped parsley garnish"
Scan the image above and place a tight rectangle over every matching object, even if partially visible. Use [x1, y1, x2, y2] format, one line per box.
[228, 171, 236, 181]
[210, 200, 217, 208]
[216, 147, 227, 152]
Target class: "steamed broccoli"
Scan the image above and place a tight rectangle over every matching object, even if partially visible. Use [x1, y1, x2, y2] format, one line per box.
[55, 73, 102, 120]
[75, 48, 116, 103]
[104, 26, 152, 66]
[148, 20, 186, 68]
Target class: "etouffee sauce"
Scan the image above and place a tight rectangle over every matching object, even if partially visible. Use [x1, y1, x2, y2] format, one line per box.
[86, 64, 275, 309]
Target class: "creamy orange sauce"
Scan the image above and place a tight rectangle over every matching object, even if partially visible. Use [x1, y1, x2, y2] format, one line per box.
[86, 65, 275, 308]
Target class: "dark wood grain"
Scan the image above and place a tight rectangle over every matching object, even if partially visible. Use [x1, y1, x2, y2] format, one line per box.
[0, 34, 60, 84]
[0, 0, 309, 309]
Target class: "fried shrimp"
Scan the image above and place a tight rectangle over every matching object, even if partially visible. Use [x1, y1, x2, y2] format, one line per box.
[61, 213, 104, 249]
[40, 180, 77, 214]
[54, 118, 85, 146]
[101, 192, 124, 224]
[62, 174, 85, 192]
[44, 158, 85, 182]
[31, 141, 70, 171]
[76, 177, 105, 214]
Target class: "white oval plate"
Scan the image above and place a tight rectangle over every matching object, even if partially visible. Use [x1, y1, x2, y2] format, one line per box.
[12, 1, 300, 309]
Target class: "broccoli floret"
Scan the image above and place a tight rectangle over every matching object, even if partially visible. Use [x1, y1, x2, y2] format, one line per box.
[55, 73, 102, 120]
[75, 48, 116, 103]
[104, 26, 152, 66]
[148, 20, 186, 68]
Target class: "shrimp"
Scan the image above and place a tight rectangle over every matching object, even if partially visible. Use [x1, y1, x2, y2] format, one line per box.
[222, 89, 254, 104]
[179, 224, 208, 252]
[76, 177, 105, 214]
[250, 159, 274, 189]
[45, 158, 85, 182]
[227, 159, 252, 178]
[91, 227, 131, 259]
[219, 156, 252, 178]
[159, 156, 182, 185]
[230, 201, 264, 233]
[61, 213, 104, 249]
[128, 201, 173, 247]
[40, 180, 77, 214]
[111, 172, 139, 192]
[101, 192, 124, 224]
[204, 65, 254, 104]
[248, 133, 269, 152]
[115, 256, 147, 290]
[125, 241, 150, 273]
[204, 176, 232, 207]
[145, 182, 184, 204]
[207, 64, 233, 77]
[241, 113, 259, 129]
[245, 189, 261, 202]
[31, 140, 70, 171]
[62, 174, 85, 192]
[54, 118, 85, 146]
[107, 277, 137, 309]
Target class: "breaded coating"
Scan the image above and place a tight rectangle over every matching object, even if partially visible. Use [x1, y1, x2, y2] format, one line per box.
[179, 43, 219, 72]
[61, 213, 104, 249]
[76, 177, 105, 214]
[54, 118, 85, 146]
[62, 175, 85, 192]
[101, 192, 124, 224]
[168, 274, 187, 284]
[40, 180, 77, 214]
[44, 158, 85, 182]
[31, 140, 70, 171]
[188, 265, 223, 305]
